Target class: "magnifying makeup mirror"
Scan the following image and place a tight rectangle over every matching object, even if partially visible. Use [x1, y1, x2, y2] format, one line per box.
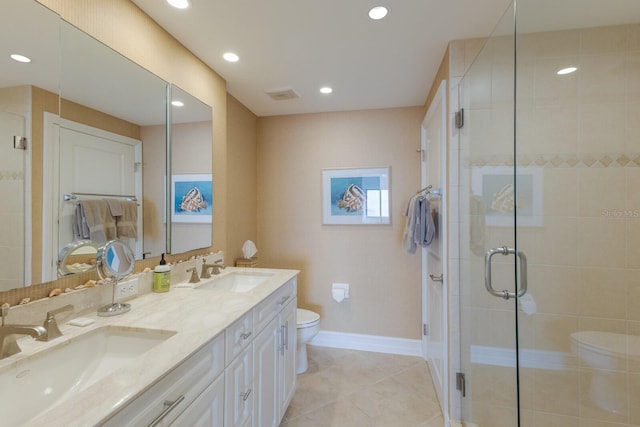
[96, 240, 135, 316]
[57, 240, 99, 276]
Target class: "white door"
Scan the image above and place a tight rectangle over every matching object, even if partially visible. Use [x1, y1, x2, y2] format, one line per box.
[50, 119, 142, 276]
[421, 81, 448, 415]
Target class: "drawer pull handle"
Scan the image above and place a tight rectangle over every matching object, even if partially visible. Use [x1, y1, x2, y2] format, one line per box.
[240, 388, 252, 402]
[148, 394, 185, 427]
[278, 295, 291, 305]
[240, 331, 252, 340]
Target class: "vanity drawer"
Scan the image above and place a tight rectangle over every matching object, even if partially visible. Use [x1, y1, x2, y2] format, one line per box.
[102, 333, 225, 427]
[254, 278, 296, 334]
[225, 310, 254, 365]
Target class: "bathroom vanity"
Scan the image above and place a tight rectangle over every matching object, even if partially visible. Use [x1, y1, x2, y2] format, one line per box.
[2, 267, 298, 427]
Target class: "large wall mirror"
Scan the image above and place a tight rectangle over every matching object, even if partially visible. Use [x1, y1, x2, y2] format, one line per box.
[0, 0, 60, 290]
[1, 0, 215, 290]
[168, 85, 213, 254]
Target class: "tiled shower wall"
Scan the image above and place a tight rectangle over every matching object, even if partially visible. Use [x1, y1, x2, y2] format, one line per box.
[455, 22, 640, 426]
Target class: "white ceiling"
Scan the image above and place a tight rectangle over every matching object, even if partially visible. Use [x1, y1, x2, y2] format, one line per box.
[132, 0, 513, 117]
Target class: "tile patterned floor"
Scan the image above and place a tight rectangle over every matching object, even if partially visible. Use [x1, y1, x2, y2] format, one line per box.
[280, 346, 444, 427]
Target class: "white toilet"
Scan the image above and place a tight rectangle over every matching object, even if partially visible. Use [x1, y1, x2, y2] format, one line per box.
[296, 308, 320, 374]
[570, 331, 640, 414]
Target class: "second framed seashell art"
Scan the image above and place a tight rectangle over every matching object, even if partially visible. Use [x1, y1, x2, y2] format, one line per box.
[322, 167, 390, 225]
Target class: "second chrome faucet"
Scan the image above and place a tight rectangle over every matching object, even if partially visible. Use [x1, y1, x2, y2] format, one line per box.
[201, 259, 226, 279]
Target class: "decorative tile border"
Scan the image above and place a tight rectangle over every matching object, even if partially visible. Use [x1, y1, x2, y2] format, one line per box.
[466, 153, 640, 168]
[0, 170, 24, 180]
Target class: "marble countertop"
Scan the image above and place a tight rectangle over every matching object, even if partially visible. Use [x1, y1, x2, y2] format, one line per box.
[6, 267, 298, 427]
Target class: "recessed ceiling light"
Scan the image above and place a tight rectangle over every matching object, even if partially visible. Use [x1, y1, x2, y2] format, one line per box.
[10, 54, 31, 63]
[167, 0, 190, 9]
[171, 100, 184, 107]
[368, 6, 388, 20]
[320, 87, 333, 94]
[557, 66, 577, 75]
[223, 52, 239, 63]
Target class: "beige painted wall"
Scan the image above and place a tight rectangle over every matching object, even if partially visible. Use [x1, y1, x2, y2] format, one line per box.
[257, 108, 424, 339]
[35, 0, 228, 259]
[226, 95, 258, 263]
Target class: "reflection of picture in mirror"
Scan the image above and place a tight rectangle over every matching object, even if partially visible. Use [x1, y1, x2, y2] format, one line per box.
[172, 174, 212, 223]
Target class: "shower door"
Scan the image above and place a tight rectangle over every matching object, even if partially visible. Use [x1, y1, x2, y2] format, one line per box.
[458, 0, 640, 426]
[457, 2, 521, 425]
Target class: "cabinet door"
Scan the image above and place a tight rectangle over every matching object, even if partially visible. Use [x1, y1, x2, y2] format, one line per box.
[253, 316, 279, 427]
[171, 374, 224, 427]
[279, 298, 297, 417]
[225, 345, 254, 427]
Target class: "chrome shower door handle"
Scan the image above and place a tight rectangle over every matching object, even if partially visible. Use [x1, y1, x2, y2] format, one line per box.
[484, 246, 527, 300]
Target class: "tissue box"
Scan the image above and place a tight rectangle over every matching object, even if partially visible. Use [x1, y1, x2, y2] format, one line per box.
[235, 257, 258, 268]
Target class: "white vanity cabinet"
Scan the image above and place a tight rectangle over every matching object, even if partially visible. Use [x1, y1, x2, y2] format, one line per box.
[101, 274, 298, 427]
[225, 311, 255, 427]
[102, 333, 225, 427]
[253, 279, 297, 427]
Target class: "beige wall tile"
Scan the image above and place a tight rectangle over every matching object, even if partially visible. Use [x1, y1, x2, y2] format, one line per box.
[581, 26, 628, 54]
[533, 368, 580, 416]
[533, 313, 579, 352]
[578, 103, 626, 153]
[528, 265, 580, 315]
[628, 24, 640, 50]
[626, 219, 640, 268]
[626, 51, 640, 102]
[543, 169, 579, 217]
[578, 218, 626, 268]
[627, 274, 640, 321]
[579, 53, 626, 103]
[578, 317, 627, 334]
[579, 268, 628, 319]
[530, 29, 580, 58]
[534, 56, 579, 106]
[630, 373, 640, 425]
[579, 168, 626, 218]
[626, 102, 640, 153]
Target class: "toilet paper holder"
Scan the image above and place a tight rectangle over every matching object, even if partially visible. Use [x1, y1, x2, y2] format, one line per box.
[332, 283, 350, 303]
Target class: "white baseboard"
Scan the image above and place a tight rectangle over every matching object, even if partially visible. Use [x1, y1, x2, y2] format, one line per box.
[309, 330, 422, 357]
[471, 345, 570, 370]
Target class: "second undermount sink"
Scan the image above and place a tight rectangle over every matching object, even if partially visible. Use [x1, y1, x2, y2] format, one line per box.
[195, 270, 274, 292]
[0, 325, 176, 426]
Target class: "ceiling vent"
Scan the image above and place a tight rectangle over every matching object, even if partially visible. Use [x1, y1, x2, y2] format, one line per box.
[265, 87, 300, 101]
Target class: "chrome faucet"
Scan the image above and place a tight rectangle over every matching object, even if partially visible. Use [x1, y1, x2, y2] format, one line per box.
[186, 266, 200, 283]
[0, 306, 46, 359]
[201, 259, 226, 279]
[37, 304, 74, 342]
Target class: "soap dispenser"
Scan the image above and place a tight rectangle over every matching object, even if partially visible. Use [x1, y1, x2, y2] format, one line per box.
[153, 253, 171, 293]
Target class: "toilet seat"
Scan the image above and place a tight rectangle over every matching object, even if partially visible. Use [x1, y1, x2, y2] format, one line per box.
[297, 308, 320, 328]
[571, 331, 640, 360]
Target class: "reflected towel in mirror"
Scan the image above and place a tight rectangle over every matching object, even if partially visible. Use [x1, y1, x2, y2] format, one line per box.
[74, 200, 117, 244]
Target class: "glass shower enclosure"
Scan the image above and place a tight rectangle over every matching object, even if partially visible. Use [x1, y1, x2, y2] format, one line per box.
[458, 0, 640, 425]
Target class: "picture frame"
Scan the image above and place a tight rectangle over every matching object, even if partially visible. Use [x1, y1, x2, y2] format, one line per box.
[471, 165, 543, 227]
[322, 167, 390, 225]
[171, 173, 213, 223]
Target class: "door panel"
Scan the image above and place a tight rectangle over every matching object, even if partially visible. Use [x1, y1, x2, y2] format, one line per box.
[422, 81, 447, 413]
[58, 122, 139, 255]
[457, 2, 519, 425]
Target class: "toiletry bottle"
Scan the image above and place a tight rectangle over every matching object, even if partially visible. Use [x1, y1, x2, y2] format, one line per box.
[153, 253, 171, 293]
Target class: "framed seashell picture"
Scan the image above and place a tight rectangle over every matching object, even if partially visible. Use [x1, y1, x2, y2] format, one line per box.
[171, 173, 213, 223]
[471, 165, 543, 227]
[322, 167, 390, 225]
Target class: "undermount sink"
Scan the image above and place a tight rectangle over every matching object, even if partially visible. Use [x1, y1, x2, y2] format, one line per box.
[0, 325, 176, 426]
[195, 270, 274, 292]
